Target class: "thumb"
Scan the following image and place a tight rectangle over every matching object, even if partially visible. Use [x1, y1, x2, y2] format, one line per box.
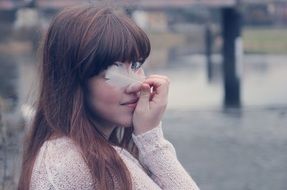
[136, 83, 151, 109]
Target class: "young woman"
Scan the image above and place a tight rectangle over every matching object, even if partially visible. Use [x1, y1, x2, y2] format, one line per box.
[18, 5, 199, 190]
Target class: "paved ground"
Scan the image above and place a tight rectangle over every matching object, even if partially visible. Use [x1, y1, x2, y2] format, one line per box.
[163, 107, 287, 190]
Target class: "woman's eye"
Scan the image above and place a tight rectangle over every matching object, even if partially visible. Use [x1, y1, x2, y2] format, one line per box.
[113, 62, 121, 67]
[131, 61, 142, 71]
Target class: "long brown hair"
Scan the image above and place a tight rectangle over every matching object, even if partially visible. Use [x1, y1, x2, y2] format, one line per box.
[18, 5, 150, 190]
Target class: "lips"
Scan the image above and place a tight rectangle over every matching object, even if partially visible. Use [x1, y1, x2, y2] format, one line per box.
[121, 98, 139, 105]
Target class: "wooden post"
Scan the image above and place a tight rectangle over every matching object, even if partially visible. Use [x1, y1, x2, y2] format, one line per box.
[222, 7, 242, 108]
[205, 22, 213, 82]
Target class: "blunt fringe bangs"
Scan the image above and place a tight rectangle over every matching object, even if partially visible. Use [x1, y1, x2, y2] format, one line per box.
[75, 6, 151, 79]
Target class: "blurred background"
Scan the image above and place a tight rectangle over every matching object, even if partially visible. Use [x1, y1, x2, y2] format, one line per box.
[0, 0, 286, 189]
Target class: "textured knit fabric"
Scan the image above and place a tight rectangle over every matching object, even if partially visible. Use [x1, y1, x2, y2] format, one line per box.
[30, 124, 200, 190]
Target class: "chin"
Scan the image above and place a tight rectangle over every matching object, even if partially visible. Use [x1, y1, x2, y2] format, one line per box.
[118, 116, 133, 128]
[121, 121, 133, 128]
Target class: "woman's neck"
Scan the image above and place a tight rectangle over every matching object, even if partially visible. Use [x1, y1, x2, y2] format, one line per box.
[90, 117, 116, 140]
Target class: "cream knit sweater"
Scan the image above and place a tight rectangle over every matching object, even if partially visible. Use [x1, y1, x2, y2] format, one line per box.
[30, 124, 200, 190]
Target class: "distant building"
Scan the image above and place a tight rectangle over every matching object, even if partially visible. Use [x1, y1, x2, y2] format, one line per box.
[242, 1, 287, 26]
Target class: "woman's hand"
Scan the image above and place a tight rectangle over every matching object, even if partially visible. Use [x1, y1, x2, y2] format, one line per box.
[131, 75, 170, 135]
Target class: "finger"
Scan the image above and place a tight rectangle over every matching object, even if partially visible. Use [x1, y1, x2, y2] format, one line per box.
[147, 75, 170, 83]
[142, 78, 169, 103]
[136, 83, 151, 111]
[143, 77, 169, 91]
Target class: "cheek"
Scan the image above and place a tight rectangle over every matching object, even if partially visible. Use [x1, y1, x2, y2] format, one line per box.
[93, 90, 116, 105]
[89, 82, 121, 110]
[87, 81, 134, 127]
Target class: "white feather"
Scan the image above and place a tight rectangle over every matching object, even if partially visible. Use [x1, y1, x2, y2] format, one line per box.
[105, 64, 145, 87]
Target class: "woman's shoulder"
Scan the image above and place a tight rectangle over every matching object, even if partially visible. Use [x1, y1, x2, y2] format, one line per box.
[44, 136, 79, 154]
[43, 136, 86, 167]
[32, 136, 94, 189]
[33, 136, 90, 178]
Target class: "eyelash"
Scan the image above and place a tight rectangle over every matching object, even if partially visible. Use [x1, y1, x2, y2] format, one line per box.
[113, 62, 121, 67]
[113, 61, 143, 71]
[131, 61, 142, 71]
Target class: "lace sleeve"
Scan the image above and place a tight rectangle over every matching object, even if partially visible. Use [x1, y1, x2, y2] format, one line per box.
[44, 139, 95, 190]
[132, 123, 200, 190]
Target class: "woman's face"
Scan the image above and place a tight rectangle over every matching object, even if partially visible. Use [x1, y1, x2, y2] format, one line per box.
[86, 62, 144, 130]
